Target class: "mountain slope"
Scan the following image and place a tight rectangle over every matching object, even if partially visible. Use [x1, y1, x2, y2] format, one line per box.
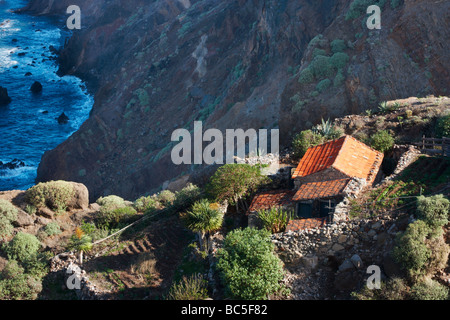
[21, 0, 449, 201]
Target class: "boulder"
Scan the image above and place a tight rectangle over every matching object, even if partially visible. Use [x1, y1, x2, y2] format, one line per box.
[0, 159, 25, 171]
[30, 81, 43, 93]
[334, 270, 360, 291]
[338, 259, 355, 272]
[12, 209, 35, 227]
[37, 207, 55, 219]
[350, 254, 363, 269]
[67, 182, 89, 210]
[0, 86, 12, 106]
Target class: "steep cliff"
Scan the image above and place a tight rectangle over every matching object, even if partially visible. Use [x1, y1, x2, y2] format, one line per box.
[21, 0, 449, 201]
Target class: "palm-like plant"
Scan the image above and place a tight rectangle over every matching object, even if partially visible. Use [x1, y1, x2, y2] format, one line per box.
[182, 199, 224, 251]
[69, 228, 93, 265]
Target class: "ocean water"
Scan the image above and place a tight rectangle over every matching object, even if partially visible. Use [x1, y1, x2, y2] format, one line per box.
[0, 0, 93, 191]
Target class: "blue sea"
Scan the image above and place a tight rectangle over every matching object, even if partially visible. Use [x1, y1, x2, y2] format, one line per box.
[0, 0, 93, 191]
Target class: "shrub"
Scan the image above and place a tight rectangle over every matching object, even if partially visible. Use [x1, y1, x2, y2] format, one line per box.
[173, 184, 202, 210]
[156, 190, 176, 207]
[257, 207, 292, 234]
[292, 129, 325, 159]
[96, 195, 127, 209]
[0, 260, 42, 300]
[369, 130, 394, 153]
[330, 52, 350, 69]
[425, 236, 450, 276]
[312, 48, 327, 58]
[0, 199, 18, 222]
[351, 277, 410, 300]
[334, 69, 345, 87]
[44, 222, 61, 237]
[131, 251, 157, 277]
[346, 0, 387, 20]
[96, 206, 137, 230]
[207, 164, 269, 211]
[435, 114, 450, 138]
[216, 228, 285, 300]
[134, 195, 159, 213]
[166, 274, 209, 300]
[316, 79, 332, 93]
[3, 232, 41, 262]
[309, 55, 336, 79]
[25, 181, 75, 212]
[298, 68, 314, 84]
[0, 200, 18, 240]
[416, 194, 449, 229]
[392, 220, 432, 280]
[331, 39, 347, 53]
[411, 279, 449, 300]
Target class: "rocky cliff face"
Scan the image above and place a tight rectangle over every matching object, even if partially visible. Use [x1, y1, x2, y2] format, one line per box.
[22, 0, 449, 201]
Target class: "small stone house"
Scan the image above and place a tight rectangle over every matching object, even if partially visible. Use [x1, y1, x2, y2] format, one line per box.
[247, 135, 384, 229]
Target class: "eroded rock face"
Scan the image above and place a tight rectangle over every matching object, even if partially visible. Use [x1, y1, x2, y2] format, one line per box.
[24, 0, 449, 201]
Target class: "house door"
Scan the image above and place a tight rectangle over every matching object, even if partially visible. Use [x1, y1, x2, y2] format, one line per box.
[319, 200, 335, 218]
[297, 201, 313, 218]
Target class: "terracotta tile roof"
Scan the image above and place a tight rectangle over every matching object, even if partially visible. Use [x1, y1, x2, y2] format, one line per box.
[285, 217, 328, 232]
[247, 190, 296, 214]
[291, 135, 384, 183]
[292, 179, 350, 201]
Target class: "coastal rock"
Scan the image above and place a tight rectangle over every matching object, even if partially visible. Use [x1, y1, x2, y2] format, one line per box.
[57, 112, 69, 124]
[12, 209, 35, 227]
[30, 81, 43, 93]
[67, 182, 90, 210]
[0, 86, 12, 106]
[0, 159, 25, 171]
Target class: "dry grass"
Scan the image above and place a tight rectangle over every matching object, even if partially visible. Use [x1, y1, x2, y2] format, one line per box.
[130, 251, 157, 277]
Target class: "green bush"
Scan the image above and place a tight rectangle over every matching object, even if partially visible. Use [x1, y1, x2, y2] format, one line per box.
[216, 228, 286, 300]
[334, 69, 346, 87]
[25, 181, 75, 212]
[0, 260, 42, 300]
[298, 67, 314, 84]
[173, 184, 202, 210]
[369, 130, 394, 153]
[166, 274, 209, 300]
[207, 164, 269, 211]
[392, 220, 432, 280]
[416, 194, 449, 229]
[435, 114, 450, 138]
[346, 0, 387, 20]
[312, 48, 327, 58]
[351, 277, 410, 300]
[156, 190, 176, 207]
[257, 207, 292, 234]
[3, 232, 41, 262]
[96, 195, 127, 209]
[411, 279, 449, 300]
[134, 195, 159, 213]
[183, 199, 223, 238]
[0, 200, 18, 240]
[96, 206, 137, 230]
[292, 129, 325, 159]
[310, 55, 336, 79]
[330, 52, 350, 69]
[331, 39, 347, 53]
[44, 222, 61, 237]
[316, 79, 332, 93]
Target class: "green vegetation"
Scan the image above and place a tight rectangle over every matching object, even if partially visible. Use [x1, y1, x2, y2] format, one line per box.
[316, 79, 332, 93]
[207, 164, 269, 212]
[257, 207, 292, 234]
[298, 68, 314, 84]
[330, 52, 350, 69]
[435, 114, 450, 138]
[25, 180, 75, 212]
[369, 130, 394, 153]
[97, 206, 138, 230]
[416, 194, 449, 229]
[292, 129, 324, 159]
[331, 39, 347, 53]
[166, 274, 209, 300]
[216, 228, 286, 300]
[2, 232, 41, 263]
[133, 195, 159, 213]
[0, 200, 18, 240]
[0, 260, 43, 300]
[44, 222, 61, 237]
[351, 277, 410, 300]
[410, 278, 449, 300]
[182, 199, 224, 250]
[346, 0, 387, 20]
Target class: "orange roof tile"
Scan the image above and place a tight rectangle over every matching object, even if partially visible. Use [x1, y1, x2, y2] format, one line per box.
[291, 135, 383, 183]
[285, 217, 328, 232]
[247, 190, 296, 214]
[292, 179, 350, 201]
